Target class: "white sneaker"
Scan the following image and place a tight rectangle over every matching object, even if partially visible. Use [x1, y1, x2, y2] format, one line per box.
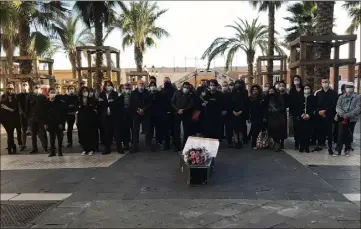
[88, 151, 94, 156]
[81, 151, 87, 156]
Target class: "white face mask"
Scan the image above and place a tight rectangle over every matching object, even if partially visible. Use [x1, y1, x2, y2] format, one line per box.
[263, 87, 269, 92]
[124, 89, 131, 94]
[89, 92, 94, 97]
[22, 85, 29, 92]
[68, 89, 75, 95]
[55, 88, 61, 94]
[275, 84, 280, 89]
[150, 86, 156, 92]
[201, 91, 206, 96]
[294, 80, 300, 85]
[106, 86, 113, 92]
[279, 86, 285, 91]
[229, 86, 234, 90]
[222, 86, 229, 92]
[138, 86, 144, 92]
[345, 88, 354, 93]
[83, 92, 89, 97]
[304, 89, 311, 95]
[49, 93, 56, 99]
[183, 88, 189, 94]
[322, 82, 329, 89]
[34, 88, 41, 94]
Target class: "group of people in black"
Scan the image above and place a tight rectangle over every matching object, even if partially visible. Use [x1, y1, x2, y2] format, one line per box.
[1, 74, 359, 157]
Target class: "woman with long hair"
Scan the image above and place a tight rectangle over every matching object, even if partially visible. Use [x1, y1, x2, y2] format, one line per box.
[231, 80, 247, 148]
[77, 86, 98, 155]
[264, 86, 286, 152]
[248, 84, 264, 149]
[289, 75, 304, 150]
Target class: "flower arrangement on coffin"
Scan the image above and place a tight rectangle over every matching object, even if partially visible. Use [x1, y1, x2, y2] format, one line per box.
[183, 147, 210, 165]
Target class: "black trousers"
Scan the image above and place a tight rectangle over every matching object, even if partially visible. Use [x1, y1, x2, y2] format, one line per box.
[173, 113, 191, 149]
[48, 126, 63, 153]
[78, 126, 97, 152]
[121, 114, 132, 145]
[66, 115, 75, 144]
[161, 112, 173, 144]
[102, 116, 121, 153]
[299, 119, 312, 150]
[336, 121, 356, 152]
[221, 115, 233, 144]
[204, 117, 221, 140]
[317, 117, 333, 148]
[147, 115, 161, 146]
[293, 117, 301, 146]
[3, 123, 16, 153]
[132, 115, 150, 145]
[30, 121, 48, 150]
[250, 120, 263, 147]
[20, 115, 28, 146]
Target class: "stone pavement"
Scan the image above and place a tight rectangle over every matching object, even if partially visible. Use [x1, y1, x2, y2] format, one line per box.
[1, 124, 360, 228]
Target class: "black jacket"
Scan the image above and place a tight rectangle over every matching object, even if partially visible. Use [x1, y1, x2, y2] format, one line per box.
[0, 93, 19, 124]
[64, 94, 78, 115]
[248, 95, 264, 122]
[315, 88, 338, 119]
[149, 91, 164, 116]
[98, 91, 119, 120]
[171, 90, 194, 114]
[289, 88, 304, 116]
[222, 91, 233, 116]
[130, 89, 152, 116]
[44, 99, 67, 128]
[294, 95, 316, 120]
[77, 98, 98, 129]
[17, 92, 28, 117]
[203, 91, 223, 119]
[25, 93, 47, 122]
[160, 85, 176, 113]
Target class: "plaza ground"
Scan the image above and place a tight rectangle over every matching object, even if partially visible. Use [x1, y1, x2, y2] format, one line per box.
[0, 124, 360, 228]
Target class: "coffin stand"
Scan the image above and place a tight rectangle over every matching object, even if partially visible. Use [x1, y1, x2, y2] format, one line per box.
[179, 154, 215, 186]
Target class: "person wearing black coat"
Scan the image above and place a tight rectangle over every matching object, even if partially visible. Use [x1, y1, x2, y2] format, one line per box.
[119, 83, 133, 150]
[98, 81, 123, 154]
[296, 85, 316, 153]
[17, 81, 30, 151]
[248, 85, 264, 149]
[25, 83, 48, 154]
[221, 81, 233, 147]
[147, 81, 164, 151]
[313, 77, 338, 154]
[0, 83, 21, 154]
[171, 82, 194, 151]
[202, 79, 223, 140]
[289, 75, 304, 150]
[278, 80, 290, 149]
[77, 87, 98, 156]
[64, 85, 78, 148]
[230, 80, 247, 148]
[43, 88, 67, 157]
[130, 80, 152, 153]
[159, 80, 176, 150]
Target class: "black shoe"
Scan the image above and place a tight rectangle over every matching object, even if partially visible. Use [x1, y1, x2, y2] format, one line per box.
[29, 149, 38, 154]
[123, 145, 130, 151]
[280, 143, 284, 149]
[48, 152, 56, 157]
[328, 148, 334, 155]
[66, 143, 72, 148]
[130, 144, 139, 153]
[294, 143, 299, 150]
[173, 147, 181, 152]
[299, 149, 305, 153]
[20, 146, 26, 151]
[163, 142, 170, 150]
[305, 148, 310, 153]
[312, 146, 322, 152]
[117, 148, 125, 154]
[101, 151, 110, 155]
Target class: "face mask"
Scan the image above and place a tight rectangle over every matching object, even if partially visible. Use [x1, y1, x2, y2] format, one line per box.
[345, 88, 354, 93]
[279, 87, 285, 91]
[201, 91, 206, 96]
[235, 83, 240, 88]
[210, 86, 216, 92]
[55, 89, 61, 94]
[138, 86, 144, 92]
[183, 88, 189, 94]
[263, 87, 269, 92]
[34, 88, 41, 94]
[275, 84, 280, 89]
[124, 89, 131, 94]
[68, 89, 75, 94]
[83, 92, 89, 97]
[89, 92, 94, 97]
[22, 85, 29, 92]
[322, 83, 329, 89]
[106, 86, 113, 92]
[229, 86, 234, 90]
[304, 89, 311, 95]
[222, 86, 228, 92]
[294, 80, 300, 85]
[49, 93, 56, 99]
[150, 86, 156, 92]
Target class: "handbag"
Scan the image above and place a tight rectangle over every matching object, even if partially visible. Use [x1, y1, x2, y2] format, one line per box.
[256, 130, 269, 149]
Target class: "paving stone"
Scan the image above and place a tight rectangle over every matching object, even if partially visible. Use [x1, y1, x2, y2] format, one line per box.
[300, 192, 319, 201]
[314, 193, 333, 201]
[286, 192, 304, 201]
[243, 191, 259, 200]
[338, 220, 361, 229]
[36, 207, 85, 225]
[328, 192, 349, 202]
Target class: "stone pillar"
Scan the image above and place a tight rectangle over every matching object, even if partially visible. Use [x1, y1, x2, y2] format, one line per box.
[299, 41, 306, 81]
[333, 45, 340, 91]
[87, 51, 92, 88]
[106, 50, 111, 80]
[348, 40, 356, 82]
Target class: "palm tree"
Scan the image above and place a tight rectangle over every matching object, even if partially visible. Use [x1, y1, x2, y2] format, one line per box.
[51, 14, 93, 79]
[8, 1, 67, 74]
[201, 18, 284, 82]
[74, 1, 116, 88]
[342, 1, 361, 34]
[283, 1, 317, 84]
[250, 1, 283, 83]
[314, 1, 335, 90]
[115, 1, 170, 72]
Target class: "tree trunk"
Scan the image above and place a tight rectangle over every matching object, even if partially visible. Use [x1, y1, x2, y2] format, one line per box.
[19, 18, 32, 74]
[69, 52, 77, 79]
[314, 1, 335, 90]
[246, 51, 255, 84]
[305, 44, 315, 88]
[134, 45, 143, 72]
[94, 12, 104, 91]
[267, 2, 275, 84]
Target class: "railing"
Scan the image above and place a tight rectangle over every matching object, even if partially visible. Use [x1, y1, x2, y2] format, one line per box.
[174, 71, 197, 88]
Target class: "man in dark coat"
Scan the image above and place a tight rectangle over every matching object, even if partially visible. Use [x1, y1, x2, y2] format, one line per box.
[203, 79, 223, 139]
[17, 80, 30, 151]
[160, 78, 176, 150]
[64, 85, 78, 148]
[44, 88, 67, 157]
